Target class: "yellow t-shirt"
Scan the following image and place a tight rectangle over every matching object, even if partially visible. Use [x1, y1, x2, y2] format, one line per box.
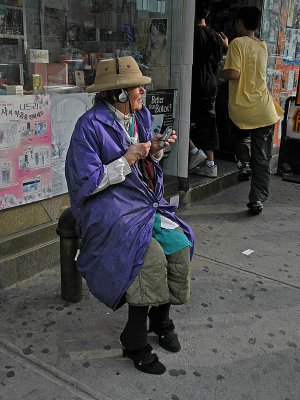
[224, 36, 283, 129]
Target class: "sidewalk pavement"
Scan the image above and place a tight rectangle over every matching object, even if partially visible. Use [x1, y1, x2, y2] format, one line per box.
[1, 174, 300, 400]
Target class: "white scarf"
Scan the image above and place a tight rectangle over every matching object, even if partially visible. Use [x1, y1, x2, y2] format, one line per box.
[106, 102, 138, 144]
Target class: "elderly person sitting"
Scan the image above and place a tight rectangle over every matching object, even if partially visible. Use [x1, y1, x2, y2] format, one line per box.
[65, 56, 194, 374]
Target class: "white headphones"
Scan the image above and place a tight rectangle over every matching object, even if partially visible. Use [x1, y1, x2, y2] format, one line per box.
[117, 88, 129, 103]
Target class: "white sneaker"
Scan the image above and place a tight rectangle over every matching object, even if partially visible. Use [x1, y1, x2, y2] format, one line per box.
[188, 149, 207, 171]
[193, 163, 217, 178]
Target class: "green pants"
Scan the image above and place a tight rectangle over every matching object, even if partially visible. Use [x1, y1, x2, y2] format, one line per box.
[126, 237, 191, 306]
[233, 124, 274, 203]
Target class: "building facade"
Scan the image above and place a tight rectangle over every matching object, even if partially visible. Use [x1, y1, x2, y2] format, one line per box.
[0, 0, 194, 231]
[0, 0, 299, 286]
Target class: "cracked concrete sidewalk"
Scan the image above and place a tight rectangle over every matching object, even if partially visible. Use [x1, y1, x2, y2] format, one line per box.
[0, 175, 300, 400]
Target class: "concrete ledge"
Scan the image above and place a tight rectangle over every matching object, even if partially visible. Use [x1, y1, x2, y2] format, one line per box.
[0, 221, 60, 289]
[0, 238, 59, 289]
[179, 170, 239, 210]
[0, 221, 58, 259]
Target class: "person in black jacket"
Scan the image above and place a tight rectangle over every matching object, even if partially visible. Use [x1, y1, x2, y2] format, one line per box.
[189, 0, 228, 177]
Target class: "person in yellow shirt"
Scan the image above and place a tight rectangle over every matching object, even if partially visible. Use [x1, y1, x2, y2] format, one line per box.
[222, 6, 283, 215]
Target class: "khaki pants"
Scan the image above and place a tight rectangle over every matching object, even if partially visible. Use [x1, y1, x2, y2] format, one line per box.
[126, 236, 191, 306]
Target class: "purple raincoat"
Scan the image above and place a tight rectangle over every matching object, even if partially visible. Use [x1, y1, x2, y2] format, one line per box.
[65, 100, 194, 310]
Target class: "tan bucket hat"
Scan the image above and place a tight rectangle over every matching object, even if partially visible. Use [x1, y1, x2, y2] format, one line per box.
[86, 56, 151, 93]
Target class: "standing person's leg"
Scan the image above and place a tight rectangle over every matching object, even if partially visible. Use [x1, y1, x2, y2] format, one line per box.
[189, 97, 207, 171]
[188, 139, 207, 171]
[192, 95, 219, 177]
[248, 124, 274, 213]
[232, 124, 252, 181]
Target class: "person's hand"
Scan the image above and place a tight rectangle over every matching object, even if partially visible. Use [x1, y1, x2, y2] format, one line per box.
[151, 130, 177, 155]
[123, 142, 152, 165]
[219, 32, 228, 49]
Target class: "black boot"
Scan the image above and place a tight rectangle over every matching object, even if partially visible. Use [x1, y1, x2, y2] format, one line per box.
[120, 305, 166, 375]
[148, 304, 181, 353]
[122, 344, 166, 375]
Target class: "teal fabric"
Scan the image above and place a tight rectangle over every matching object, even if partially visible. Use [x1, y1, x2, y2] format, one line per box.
[152, 213, 192, 255]
[128, 115, 135, 137]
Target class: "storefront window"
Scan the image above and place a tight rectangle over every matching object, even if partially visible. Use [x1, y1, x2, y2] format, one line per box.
[0, 0, 179, 94]
[0, 0, 186, 209]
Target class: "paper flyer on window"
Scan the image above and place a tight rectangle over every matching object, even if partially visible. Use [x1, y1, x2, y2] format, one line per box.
[0, 95, 52, 210]
[145, 89, 177, 136]
[50, 93, 94, 196]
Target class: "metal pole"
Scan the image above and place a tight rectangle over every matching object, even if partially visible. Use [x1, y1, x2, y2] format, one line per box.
[57, 207, 82, 303]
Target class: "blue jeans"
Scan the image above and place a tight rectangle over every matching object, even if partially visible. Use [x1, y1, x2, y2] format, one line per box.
[233, 124, 274, 203]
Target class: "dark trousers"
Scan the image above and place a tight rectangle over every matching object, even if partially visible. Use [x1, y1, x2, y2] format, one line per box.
[190, 95, 219, 151]
[232, 124, 274, 203]
[120, 304, 171, 351]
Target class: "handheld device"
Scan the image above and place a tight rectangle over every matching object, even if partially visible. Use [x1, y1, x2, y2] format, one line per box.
[158, 126, 173, 149]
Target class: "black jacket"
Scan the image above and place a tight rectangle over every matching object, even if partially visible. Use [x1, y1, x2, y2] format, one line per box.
[191, 25, 223, 98]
